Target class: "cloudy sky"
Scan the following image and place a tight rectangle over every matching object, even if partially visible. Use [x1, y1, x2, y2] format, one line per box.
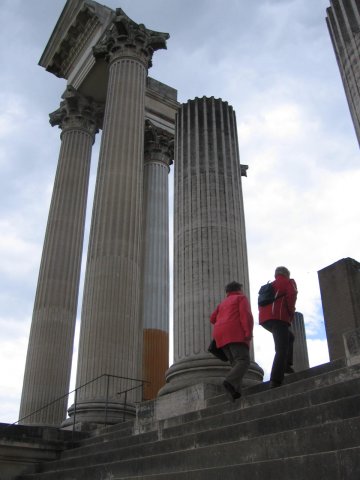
[0, 0, 359, 423]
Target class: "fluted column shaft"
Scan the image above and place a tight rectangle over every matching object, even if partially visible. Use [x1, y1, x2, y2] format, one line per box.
[142, 122, 173, 399]
[175, 97, 249, 360]
[327, 0, 360, 146]
[291, 312, 310, 372]
[19, 87, 100, 425]
[160, 97, 262, 395]
[74, 10, 169, 420]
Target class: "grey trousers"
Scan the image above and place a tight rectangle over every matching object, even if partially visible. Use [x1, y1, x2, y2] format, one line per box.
[222, 342, 250, 393]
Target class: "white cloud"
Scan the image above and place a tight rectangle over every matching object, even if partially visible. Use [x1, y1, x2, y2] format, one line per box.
[0, 220, 41, 279]
[0, 321, 29, 423]
[307, 338, 330, 367]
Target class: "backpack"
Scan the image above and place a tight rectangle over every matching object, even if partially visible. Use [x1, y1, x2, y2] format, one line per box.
[258, 281, 276, 306]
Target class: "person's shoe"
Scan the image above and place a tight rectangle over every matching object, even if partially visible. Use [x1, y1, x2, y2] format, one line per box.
[223, 381, 241, 402]
[285, 365, 295, 374]
[269, 380, 282, 389]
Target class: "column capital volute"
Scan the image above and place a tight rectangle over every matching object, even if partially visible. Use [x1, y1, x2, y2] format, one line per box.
[93, 9, 169, 69]
[49, 86, 104, 142]
[144, 120, 174, 167]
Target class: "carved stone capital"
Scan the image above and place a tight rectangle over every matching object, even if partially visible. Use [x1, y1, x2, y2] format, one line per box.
[49, 86, 104, 141]
[144, 120, 174, 167]
[93, 9, 169, 69]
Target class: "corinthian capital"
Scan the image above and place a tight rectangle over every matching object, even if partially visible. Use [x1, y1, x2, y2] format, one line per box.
[49, 86, 104, 140]
[93, 9, 169, 68]
[144, 120, 174, 167]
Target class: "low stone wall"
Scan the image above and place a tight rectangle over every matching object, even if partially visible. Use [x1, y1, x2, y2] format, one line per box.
[0, 423, 87, 480]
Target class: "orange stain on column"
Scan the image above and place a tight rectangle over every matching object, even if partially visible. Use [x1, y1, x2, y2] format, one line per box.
[143, 329, 169, 400]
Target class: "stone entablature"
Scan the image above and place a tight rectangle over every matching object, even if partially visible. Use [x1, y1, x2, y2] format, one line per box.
[39, 1, 114, 80]
[39, 1, 178, 134]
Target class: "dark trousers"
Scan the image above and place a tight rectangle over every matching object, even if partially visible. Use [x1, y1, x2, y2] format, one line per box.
[262, 320, 295, 385]
[222, 343, 250, 393]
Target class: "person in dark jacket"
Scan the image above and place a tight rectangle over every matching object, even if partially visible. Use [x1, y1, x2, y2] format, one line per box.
[259, 266, 298, 388]
[210, 281, 254, 401]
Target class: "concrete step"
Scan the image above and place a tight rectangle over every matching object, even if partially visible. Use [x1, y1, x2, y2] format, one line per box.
[17, 361, 360, 480]
[19, 415, 360, 479]
[206, 360, 359, 410]
[61, 429, 158, 460]
[162, 375, 360, 440]
[40, 392, 360, 472]
[57, 375, 360, 463]
[137, 362, 360, 435]
[79, 419, 135, 447]
[206, 357, 346, 408]
[114, 446, 360, 480]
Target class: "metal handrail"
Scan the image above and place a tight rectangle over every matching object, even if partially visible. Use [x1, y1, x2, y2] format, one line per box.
[117, 383, 146, 423]
[1, 373, 150, 433]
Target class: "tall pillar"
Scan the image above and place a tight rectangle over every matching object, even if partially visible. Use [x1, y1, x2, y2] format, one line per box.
[291, 312, 310, 372]
[327, 0, 360, 146]
[73, 9, 169, 423]
[142, 121, 173, 400]
[160, 97, 263, 396]
[19, 86, 101, 425]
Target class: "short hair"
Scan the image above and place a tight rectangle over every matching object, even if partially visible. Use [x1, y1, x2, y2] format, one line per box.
[225, 281, 243, 293]
[275, 266, 290, 278]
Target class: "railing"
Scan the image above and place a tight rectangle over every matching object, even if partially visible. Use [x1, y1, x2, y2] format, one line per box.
[2, 374, 150, 434]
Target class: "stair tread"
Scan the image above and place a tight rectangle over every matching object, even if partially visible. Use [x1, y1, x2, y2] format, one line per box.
[59, 373, 360, 462]
[28, 412, 360, 477]
[20, 418, 360, 479]
[16, 360, 360, 480]
[113, 445, 360, 480]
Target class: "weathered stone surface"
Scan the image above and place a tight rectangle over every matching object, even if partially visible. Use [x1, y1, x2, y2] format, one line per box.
[13, 360, 360, 480]
[161, 96, 262, 395]
[142, 121, 173, 400]
[291, 311, 310, 371]
[19, 87, 101, 426]
[327, 0, 360, 147]
[73, 11, 169, 423]
[318, 257, 360, 361]
[344, 327, 360, 365]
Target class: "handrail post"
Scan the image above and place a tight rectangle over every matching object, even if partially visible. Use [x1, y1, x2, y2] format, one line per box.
[73, 388, 78, 437]
[104, 375, 110, 426]
[123, 390, 128, 423]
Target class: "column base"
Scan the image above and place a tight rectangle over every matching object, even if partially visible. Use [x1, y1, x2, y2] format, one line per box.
[158, 353, 264, 397]
[62, 399, 136, 430]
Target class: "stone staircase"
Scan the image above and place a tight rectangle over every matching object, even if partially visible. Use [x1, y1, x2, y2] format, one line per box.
[17, 359, 360, 479]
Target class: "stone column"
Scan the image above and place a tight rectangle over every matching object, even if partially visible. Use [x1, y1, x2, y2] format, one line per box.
[142, 121, 173, 400]
[19, 86, 101, 425]
[291, 312, 310, 372]
[160, 97, 263, 396]
[73, 10, 169, 423]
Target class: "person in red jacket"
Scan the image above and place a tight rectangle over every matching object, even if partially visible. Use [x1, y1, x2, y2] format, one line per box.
[259, 266, 298, 388]
[210, 281, 254, 401]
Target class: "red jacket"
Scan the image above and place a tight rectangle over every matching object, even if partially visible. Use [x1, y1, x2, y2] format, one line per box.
[259, 275, 298, 325]
[210, 291, 254, 348]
